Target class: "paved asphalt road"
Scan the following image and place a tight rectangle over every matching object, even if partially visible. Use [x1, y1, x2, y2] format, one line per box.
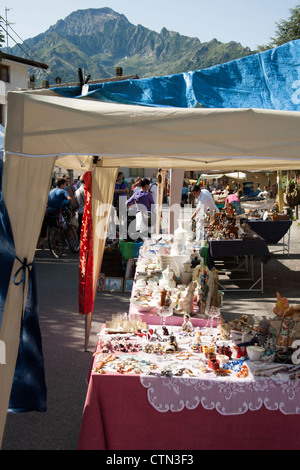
[2, 222, 300, 450]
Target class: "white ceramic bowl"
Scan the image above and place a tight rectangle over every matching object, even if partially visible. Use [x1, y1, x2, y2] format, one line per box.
[130, 299, 155, 312]
[246, 344, 265, 361]
[136, 305, 154, 312]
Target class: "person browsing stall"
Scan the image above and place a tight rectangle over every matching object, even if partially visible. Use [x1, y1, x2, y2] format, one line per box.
[74, 176, 86, 237]
[225, 189, 243, 215]
[113, 172, 129, 216]
[47, 178, 73, 213]
[126, 178, 155, 238]
[191, 184, 217, 219]
[190, 185, 217, 242]
[39, 178, 73, 248]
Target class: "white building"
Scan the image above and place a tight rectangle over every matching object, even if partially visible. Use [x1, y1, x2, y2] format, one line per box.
[0, 52, 48, 125]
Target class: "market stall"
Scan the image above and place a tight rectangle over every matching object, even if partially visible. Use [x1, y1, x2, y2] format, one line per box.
[77, 331, 300, 450]
[1, 39, 300, 448]
[78, 232, 300, 450]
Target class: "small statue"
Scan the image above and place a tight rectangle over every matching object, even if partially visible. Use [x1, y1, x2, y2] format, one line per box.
[182, 313, 193, 333]
[226, 220, 239, 239]
[160, 288, 172, 308]
[272, 292, 300, 349]
[164, 335, 178, 353]
[218, 318, 231, 340]
[229, 315, 250, 331]
[253, 319, 271, 347]
[178, 281, 197, 314]
[241, 326, 255, 344]
[273, 292, 300, 320]
[162, 325, 169, 336]
[240, 222, 252, 239]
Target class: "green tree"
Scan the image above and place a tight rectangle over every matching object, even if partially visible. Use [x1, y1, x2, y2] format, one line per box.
[258, 4, 300, 51]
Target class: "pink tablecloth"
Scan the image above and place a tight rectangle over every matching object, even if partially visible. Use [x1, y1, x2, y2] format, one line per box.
[78, 372, 300, 450]
[77, 317, 300, 450]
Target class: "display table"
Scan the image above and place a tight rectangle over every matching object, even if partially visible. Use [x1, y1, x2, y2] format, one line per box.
[78, 316, 300, 450]
[205, 238, 271, 293]
[247, 220, 292, 256]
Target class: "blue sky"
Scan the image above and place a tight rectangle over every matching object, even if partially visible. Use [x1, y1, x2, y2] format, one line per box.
[2, 0, 300, 50]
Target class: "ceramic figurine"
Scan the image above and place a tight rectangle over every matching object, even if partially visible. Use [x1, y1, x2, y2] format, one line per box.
[229, 315, 250, 331]
[253, 319, 271, 347]
[192, 260, 205, 286]
[160, 288, 167, 307]
[178, 281, 197, 314]
[159, 266, 176, 289]
[218, 318, 231, 340]
[271, 292, 300, 350]
[164, 335, 178, 353]
[180, 262, 193, 285]
[182, 313, 193, 332]
[273, 292, 300, 320]
[226, 220, 239, 239]
[241, 326, 255, 344]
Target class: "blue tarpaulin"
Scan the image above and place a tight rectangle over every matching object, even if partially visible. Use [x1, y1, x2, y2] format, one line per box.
[52, 40, 300, 112]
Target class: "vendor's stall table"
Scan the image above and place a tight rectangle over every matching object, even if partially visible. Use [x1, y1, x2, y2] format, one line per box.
[205, 238, 271, 294]
[78, 316, 300, 451]
[247, 220, 292, 256]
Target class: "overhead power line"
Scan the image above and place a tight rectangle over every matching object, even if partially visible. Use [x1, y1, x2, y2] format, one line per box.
[0, 23, 58, 83]
[1, 14, 81, 85]
[6, 21, 78, 74]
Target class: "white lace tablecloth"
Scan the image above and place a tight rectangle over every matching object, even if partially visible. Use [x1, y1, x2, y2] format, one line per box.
[140, 372, 300, 416]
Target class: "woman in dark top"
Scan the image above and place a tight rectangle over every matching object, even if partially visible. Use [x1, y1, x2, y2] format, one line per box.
[126, 178, 155, 238]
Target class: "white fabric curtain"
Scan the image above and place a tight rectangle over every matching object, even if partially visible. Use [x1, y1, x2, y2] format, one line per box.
[84, 165, 119, 351]
[92, 166, 119, 295]
[0, 154, 56, 447]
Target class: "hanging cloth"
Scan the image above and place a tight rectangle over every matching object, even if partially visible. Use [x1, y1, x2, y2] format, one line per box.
[79, 171, 94, 315]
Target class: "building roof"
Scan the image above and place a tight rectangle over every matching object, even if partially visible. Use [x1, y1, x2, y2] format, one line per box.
[52, 74, 140, 88]
[0, 52, 48, 70]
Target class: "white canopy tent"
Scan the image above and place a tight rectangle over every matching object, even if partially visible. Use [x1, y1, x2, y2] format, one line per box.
[4, 90, 300, 171]
[1, 87, 300, 446]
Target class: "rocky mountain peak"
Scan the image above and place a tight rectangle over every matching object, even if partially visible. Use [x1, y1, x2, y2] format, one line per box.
[48, 7, 130, 36]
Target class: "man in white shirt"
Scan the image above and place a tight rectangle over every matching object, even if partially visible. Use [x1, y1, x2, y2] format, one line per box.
[191, 185, 217, 241]
[191, 185, 217, 218]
